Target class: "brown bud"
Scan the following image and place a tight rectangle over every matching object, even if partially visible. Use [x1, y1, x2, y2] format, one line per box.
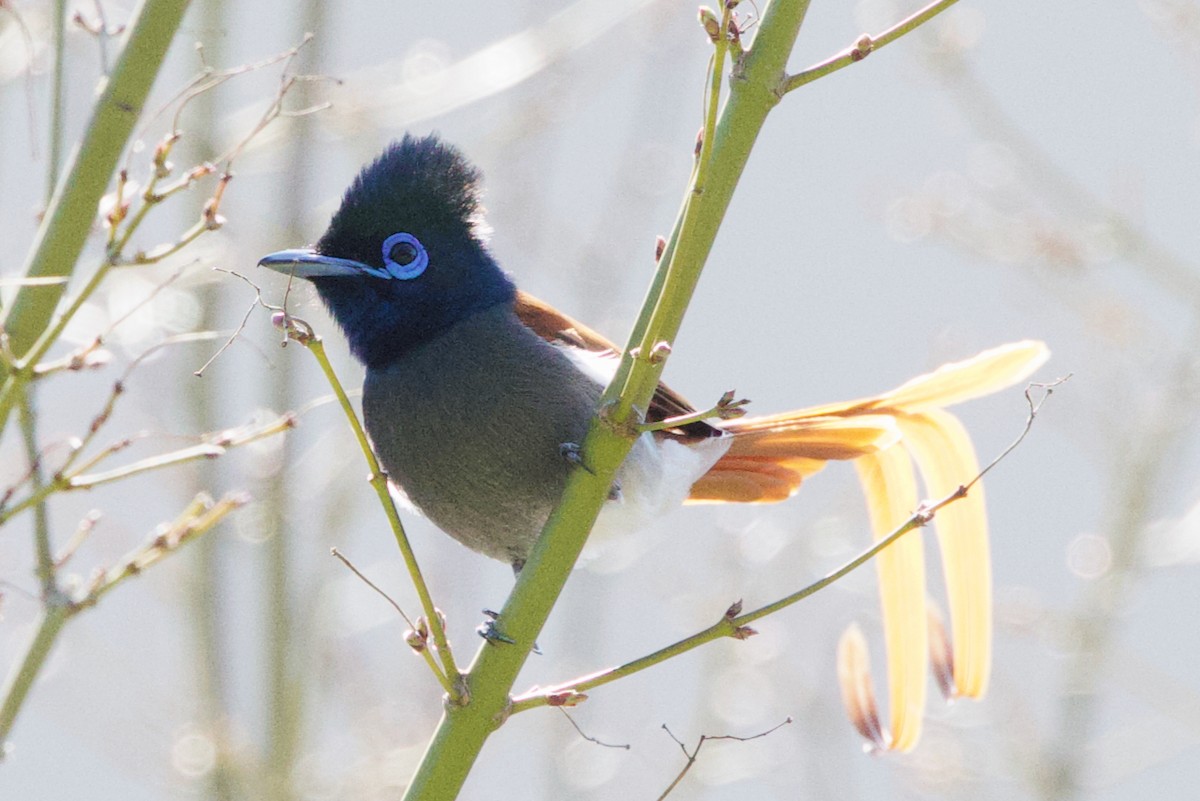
[698, 6, 721, 42]
[546, 691, 588, 707]
[404, 628, 428, 653]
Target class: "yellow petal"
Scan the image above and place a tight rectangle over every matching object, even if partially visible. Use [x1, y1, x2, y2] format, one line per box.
[898, 411, 991, 699]
[855, 445, 926, 752]
[836, 623, 886, 751]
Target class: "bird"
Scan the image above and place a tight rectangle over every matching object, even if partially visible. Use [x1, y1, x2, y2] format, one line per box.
[257, 135, 938, 570]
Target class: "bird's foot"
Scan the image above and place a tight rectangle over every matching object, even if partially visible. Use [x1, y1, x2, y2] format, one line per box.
[476, 609, 541, 654]
[477, 609, 515, 645]
[559, 441, 594, 474]
[560, 442, 621, 500]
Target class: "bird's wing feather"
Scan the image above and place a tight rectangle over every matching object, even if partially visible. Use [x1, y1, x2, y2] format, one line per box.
[515, 292, 915, 505]
[513, 291, 715, 438]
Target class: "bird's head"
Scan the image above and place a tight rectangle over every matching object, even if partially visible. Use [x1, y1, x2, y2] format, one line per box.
[259, 134, 515, 368]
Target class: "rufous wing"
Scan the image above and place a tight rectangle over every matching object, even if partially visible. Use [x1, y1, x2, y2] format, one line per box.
[513, 290, 718, 439]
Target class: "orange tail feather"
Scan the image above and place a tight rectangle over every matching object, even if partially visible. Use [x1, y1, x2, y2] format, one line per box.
[688, 414, 900, 503]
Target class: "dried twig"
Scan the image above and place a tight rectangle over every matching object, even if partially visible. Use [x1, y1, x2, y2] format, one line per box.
[656, 718, 793, 800]
[559, 708, 630, 750]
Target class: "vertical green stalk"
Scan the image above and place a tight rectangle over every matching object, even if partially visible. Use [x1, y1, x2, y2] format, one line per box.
[605, 0, 807, 419]
[0, 603, 70, 745]
[0, 0, 193, 430]
[263, 6, 324, 800]
[47, 0, 69, 205]
[0, 393, 65, 746]
[1, 1, 191, 747]
[400, 2, 813, 798]
[17, 394, 53, 592]
[184, 1, 238, 798]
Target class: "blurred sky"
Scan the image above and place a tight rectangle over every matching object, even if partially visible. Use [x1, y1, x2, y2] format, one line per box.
[1, 1, 1199, 800]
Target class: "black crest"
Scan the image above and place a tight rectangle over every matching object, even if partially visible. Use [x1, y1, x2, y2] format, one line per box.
[316, 134, 484, 266]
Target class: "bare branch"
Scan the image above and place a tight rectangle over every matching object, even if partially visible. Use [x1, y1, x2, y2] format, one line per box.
[70, 492, 249, 611]
[656, 718, 792, 800]
[194, 268, 286, 377]
[511, 378, 1066, 713]
[558, 708, 630, 750]
[783, 0, 963, 93]
[330, 547, 416, 630]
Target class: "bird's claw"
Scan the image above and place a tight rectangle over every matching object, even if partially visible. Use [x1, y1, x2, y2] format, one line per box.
[477, 609, 515, 645]
[559, 442, 594, 475]
[561, 442, 621, 500]
[476, 609, 541, 653]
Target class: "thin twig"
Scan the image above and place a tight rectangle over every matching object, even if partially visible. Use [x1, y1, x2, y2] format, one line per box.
[330, 548, 415, 629]
[966, 375, 1070, 492]
[280, 319, 462, 695]
[70, 492, 249, 610]
[656, 718, 792, 800]
[331, 546, 454, 696]
[195, 268, 285, 377]
[510, 378, 1065, 713]
[54, 510, 103, 568]
[783, 0, 962, 93]
[639, 390, 748, 432]
[558, 708, 630, 750]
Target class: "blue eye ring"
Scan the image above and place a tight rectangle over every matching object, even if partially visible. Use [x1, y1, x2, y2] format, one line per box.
[380, 232, 428, 280]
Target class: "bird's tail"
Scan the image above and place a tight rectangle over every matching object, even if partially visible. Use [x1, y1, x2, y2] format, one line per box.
[687, 341, 1050, 503]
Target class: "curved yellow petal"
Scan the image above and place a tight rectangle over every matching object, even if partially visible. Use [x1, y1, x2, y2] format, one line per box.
[855, 445, 926, 752]
[898, 411, 991, 699]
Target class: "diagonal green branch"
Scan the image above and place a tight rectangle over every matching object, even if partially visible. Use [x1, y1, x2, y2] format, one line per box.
[0, 492, 240, 748]
[782, 0, 961, 92]
[300, 335, 460, 694]
[0, 0, 193, 430]
[399, 2, 815, 798]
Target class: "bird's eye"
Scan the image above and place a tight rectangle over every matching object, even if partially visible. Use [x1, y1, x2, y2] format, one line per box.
[380, 232, 428, 280]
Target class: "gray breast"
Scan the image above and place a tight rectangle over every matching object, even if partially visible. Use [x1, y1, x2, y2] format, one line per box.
[362, 304, 602, 565]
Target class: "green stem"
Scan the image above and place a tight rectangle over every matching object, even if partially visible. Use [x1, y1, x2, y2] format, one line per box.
[782, 0, 961, 92]
[303, 338, 459, 694]
[0, 601, 70, 748]
[17, 392, 54, 594]
[47, 0, 69, 205]
[511, 503, 932, 713]
[399, 2, 815, 798]
[0, 416, 294, 527]
[608, 0, 810, 425]
[0, 0, 192, 431]
[76, 493, 247, 609]
[693, 3, 733, 194]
